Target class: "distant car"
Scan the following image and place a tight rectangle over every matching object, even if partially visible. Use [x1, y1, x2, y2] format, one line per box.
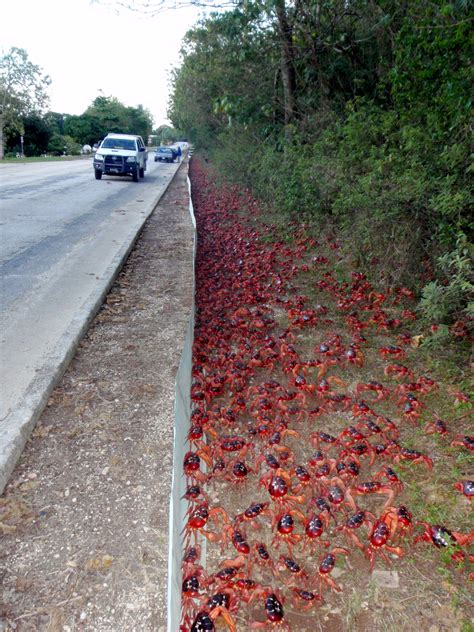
[154, 146, 176, 163]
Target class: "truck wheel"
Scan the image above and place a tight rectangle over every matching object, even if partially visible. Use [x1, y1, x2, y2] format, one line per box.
[94, 169, 102, 180]
[139, 166, 145, 178]
[132, 167, 139, 182]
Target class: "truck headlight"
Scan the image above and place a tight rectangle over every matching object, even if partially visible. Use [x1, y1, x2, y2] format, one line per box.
[94, 154, 104, 162]
[126, 156, 137, 163]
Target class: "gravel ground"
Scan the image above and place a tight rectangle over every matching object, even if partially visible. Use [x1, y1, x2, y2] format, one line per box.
[0, 162, 194, 631]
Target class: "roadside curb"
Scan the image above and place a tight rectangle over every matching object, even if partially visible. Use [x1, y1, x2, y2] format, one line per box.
[0, 161, 183, 494]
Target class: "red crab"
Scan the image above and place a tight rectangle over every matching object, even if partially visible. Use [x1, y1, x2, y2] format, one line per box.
[303, 512, 330, 553]
[188, 606, 237, 632]
[346, 481, 398, 511]
[291, 587, 324, 611]
[249, 542, 277, 576]
[379, 345, 405, 360]
[414, 522, 474, 567]
[354, 381, 391, 402]
[453, 480, 474, 500]
[315, 548, 349, 593]
[343, 345, 365, 367]
[378, 505, 412, 538]
[450, 435, 474, 452]
[221, 526, 251, 556]
[183, 450, 212, 484]
[249, 588, 290, 631]
[226, 459, 255, 484]
[336, 510, 376, 550]
[424, 418, 449, 437]
[277, 555, 309, 585]
[234, 501, 271, 529]
[181, 570, 209, 629]
[211, 436, 253, 461]
[183, 503, 230, 546]
[384, 363, 414, 381]
[388, 445, 433, 470]
[365, 508, 404, 569]
[272, 509, 306, 555]
[259, 468, 306, 511]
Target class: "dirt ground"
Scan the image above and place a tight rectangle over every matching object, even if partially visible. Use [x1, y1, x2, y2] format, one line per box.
[0, 162, 195, 631]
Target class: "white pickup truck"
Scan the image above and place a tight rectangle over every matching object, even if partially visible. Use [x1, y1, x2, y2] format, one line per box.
[93, 133, 148, 182]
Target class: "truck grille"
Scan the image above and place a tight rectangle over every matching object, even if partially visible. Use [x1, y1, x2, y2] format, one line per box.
[104, 155, 125, 168]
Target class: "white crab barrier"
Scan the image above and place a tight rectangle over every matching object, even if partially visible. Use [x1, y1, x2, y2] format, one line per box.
[167, 174, 198, 632]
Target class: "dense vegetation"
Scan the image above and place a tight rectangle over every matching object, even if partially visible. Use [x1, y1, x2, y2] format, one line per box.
[169, 0, 473, 353]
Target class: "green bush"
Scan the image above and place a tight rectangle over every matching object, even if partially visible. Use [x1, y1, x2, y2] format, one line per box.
[419, 233, 474, 325]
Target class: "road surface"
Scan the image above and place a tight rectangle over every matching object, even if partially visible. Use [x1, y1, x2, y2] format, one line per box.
[0, 154, 181, 490]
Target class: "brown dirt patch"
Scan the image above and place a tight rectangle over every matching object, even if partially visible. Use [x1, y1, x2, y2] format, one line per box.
[0, 164, 194, 631]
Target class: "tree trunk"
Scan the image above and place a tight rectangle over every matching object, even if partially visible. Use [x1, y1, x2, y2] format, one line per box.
[0, 116, 4, 160]
[274, 0, 297, 130]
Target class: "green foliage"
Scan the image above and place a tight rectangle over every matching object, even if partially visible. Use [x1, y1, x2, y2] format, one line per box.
[419, 234, 474, 324]
[47, 133, 66, 156]
[168, 6, 278, 148]
[85, 96, 153, 141]
[47, 133, 81, 156]
[461, 619, 474, 632]
[64, 113, 104, 146]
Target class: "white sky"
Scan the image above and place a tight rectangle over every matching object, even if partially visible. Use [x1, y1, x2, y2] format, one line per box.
[2, 0, 204, 127]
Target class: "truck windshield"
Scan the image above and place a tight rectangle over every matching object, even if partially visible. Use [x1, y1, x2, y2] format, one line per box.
[102, 139, 136, 150]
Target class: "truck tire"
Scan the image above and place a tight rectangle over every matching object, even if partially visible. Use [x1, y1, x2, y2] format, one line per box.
[94, 169, 102, 180]
[132, 167, 139, 182]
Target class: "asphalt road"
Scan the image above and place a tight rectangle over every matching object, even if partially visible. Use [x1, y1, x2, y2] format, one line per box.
[0, 154, 181, 490]
[0, 157, 177, 306]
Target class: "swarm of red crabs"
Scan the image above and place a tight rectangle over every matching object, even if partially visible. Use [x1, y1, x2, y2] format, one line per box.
[180, 159, 473, 631]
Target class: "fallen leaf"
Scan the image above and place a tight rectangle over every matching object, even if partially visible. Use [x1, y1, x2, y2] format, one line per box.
[0, 497, 32, 523]
[19, 480, 39, 492]
[15, 576, 33, 591]
[411, 334, 424, 347]
[0, 521, 17, 534]
[33, 424, 54, 438]
[84, 554, 114, 572]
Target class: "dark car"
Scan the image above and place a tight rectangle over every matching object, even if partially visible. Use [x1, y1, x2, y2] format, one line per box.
[154, 147, 176, 163]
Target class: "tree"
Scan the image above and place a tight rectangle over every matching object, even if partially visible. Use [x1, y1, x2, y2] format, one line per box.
[83, 96, 153, 141]
[125, 103, 154, 141]
[22, 114, 51, 156]
[64, 113, 104, 146]
[96, 0, 299, 132]
[168, 6, 278, 147]
[0, 47, 51, 159]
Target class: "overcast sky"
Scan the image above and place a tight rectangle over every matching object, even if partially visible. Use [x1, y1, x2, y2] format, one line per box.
[2, 0, 203, 127]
